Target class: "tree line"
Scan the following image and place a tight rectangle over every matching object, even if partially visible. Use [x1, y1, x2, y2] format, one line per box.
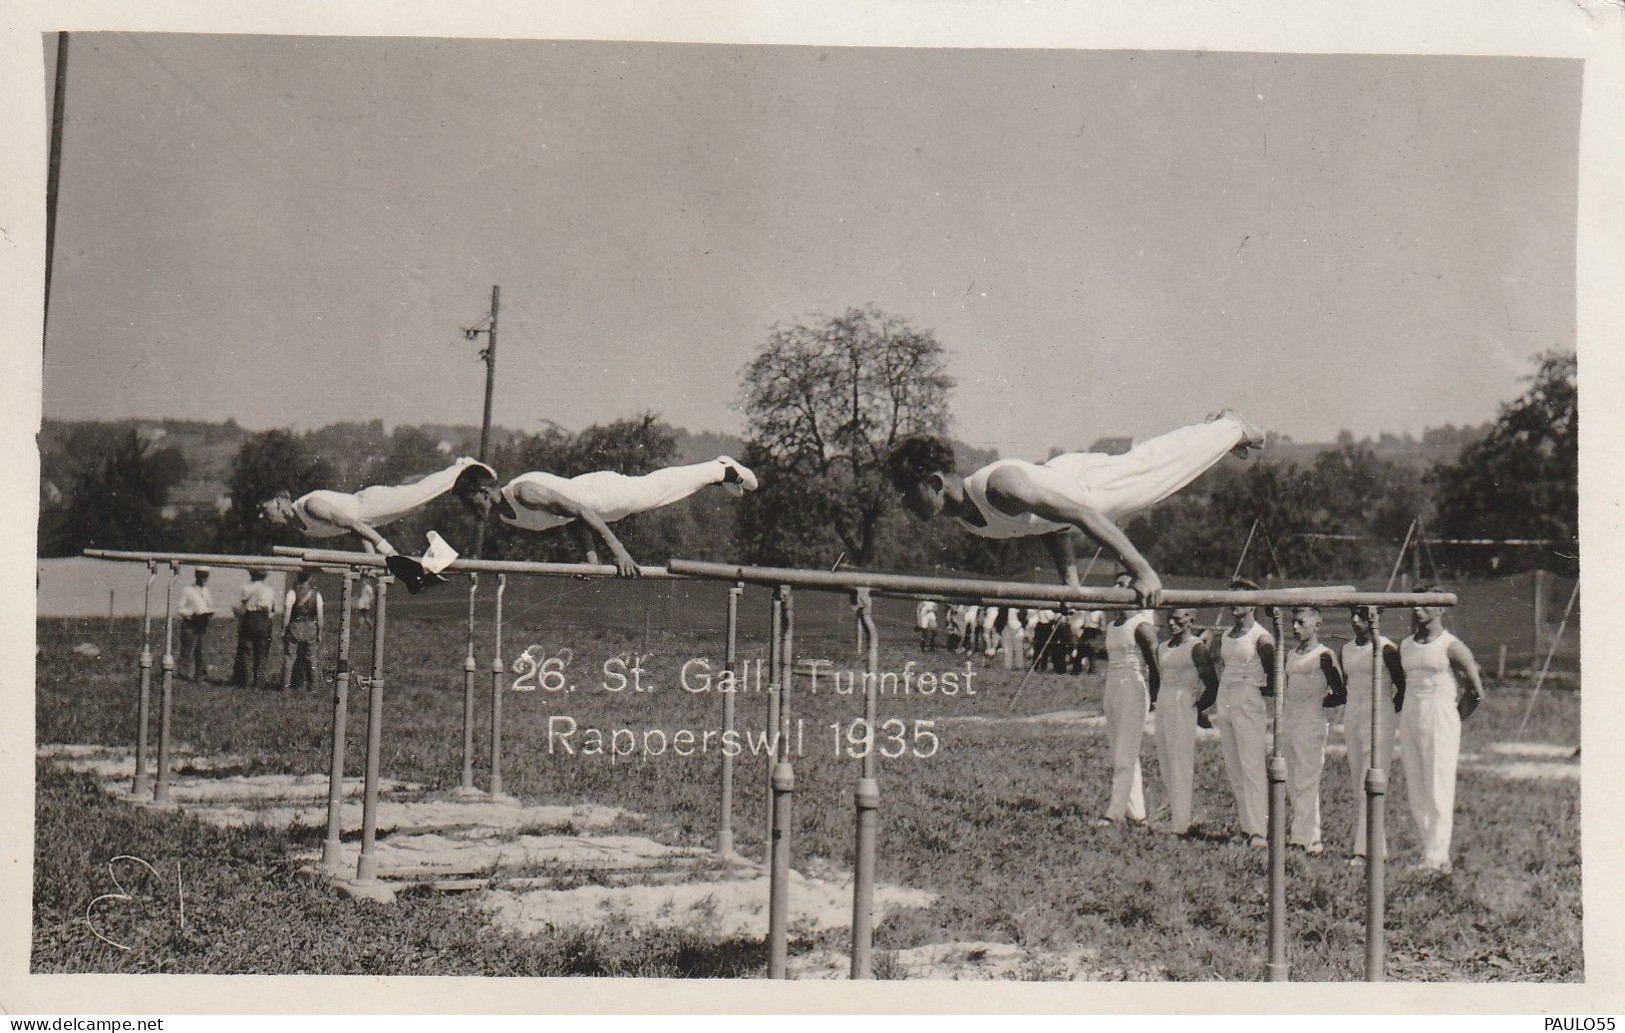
[38, 308, 1577, 580]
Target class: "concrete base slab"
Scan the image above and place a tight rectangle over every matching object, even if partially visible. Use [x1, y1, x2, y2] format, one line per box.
[327, 875, 399, 904]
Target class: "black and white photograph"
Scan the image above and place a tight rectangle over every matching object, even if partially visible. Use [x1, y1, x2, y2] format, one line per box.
[4, 0, 1624, 1017]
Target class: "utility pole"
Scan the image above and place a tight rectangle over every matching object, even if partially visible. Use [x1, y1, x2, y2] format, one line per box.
[44, 31, 69, 346]
[463, 285, 500, 557]
[467, 284, 499, 462]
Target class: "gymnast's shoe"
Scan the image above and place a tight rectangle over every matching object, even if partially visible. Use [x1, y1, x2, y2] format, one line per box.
[384, 554, 449, 595]
[1207, 409, 1267, 459]
[717, 456, 759, 497]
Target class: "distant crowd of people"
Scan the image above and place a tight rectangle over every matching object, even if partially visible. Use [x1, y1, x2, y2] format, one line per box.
[916, 573, 1486, 874]
[915, 596, 1109, 674]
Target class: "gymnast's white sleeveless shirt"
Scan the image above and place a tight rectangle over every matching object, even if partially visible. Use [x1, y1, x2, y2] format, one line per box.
[956, 459, 1072, 539]
[1105, 611, 1154, 676]
[1341, 636, 1395, 701]
[1218, 621, 1272, 697]
[1157, 636, 1202, 694]
[496, 473, 576, 532]
[1401, 631, 1461, 696]
[1284, 643, 1334, 708]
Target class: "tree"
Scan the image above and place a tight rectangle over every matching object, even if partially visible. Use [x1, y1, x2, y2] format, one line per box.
[223, 430, 336, 553]
[1430, 349, 1577, 574]
[44, 430, 188, 554]
[738, 306, 954, 567]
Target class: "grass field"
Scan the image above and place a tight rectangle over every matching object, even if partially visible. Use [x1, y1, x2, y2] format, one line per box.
[32, 585, 1582, 980]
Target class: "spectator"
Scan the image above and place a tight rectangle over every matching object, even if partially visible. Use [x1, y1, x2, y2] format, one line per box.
[281, 569, 325, 692]
[232, 568, 278, 688]
[176, 567, 216, 682]
[355, 577, 375, 631]
[916, 599, 939, 652]
[945, 606, 965, 653]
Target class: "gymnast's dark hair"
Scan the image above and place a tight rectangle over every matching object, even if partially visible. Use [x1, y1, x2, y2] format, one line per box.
[1229, 577, 1260, 591]
[885, 436, 957, 492]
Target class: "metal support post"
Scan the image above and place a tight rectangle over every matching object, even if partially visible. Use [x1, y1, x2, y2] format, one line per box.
[719, 583, 742, 859]
[355, 576, 389, 883]
[152, 564, 180, 805]
[322, 572, 356, 868]
[764, 588, 782, 867]
[850, 588, 882, 979]
[1265, 606, 1289, 981]
[1364, 606, 1388, 981]
[462, 573, 480, 793]
[767, 585, 795, 979]
[130, 562, 156, 798]
[489, 574, 510, 799]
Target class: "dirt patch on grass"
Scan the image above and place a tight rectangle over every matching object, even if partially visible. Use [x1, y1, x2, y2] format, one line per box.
[483, 868, 937, 944]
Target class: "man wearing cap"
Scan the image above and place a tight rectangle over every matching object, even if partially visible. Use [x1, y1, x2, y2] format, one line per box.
[232, 568, 279, 689]
[176, 567, 216, 682]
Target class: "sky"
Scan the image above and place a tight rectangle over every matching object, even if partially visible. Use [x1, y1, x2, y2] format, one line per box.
[41, 35, 1581, 459]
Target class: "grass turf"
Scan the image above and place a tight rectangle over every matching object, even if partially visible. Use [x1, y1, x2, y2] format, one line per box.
[33, 602, 1581, 980]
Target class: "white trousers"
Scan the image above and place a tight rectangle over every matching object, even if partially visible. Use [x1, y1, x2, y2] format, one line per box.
[1343, 691, 1398, 856]
[336, 458, 481, 522]
[1282, 696, 1329, 848]
[1044, 415, 1247, 523]
[1216, 690, 1268, 839]
[1103, 669, 1148, 822]
[1399, 685, 1461, 867]
[560, 461, 729, 522]
[1154, 686, 1199, 832]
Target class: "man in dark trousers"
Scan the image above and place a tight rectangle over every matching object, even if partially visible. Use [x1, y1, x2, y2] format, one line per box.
[232, 568, 278, 688]
[281, 569, 325, 692]
[176, 567, 216, 682]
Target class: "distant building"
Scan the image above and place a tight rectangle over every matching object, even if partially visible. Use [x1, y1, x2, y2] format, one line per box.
[162, 478, 232, 521]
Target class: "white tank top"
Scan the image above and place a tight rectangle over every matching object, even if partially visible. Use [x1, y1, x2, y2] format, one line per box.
[1401, 631, 1460, 695]
[1156, 636, 1201, 693]
[291, 491, 356, 538]
[1218, 621, 1272, 691]
[1285, 643, 1334, 706]
[1106, 612, 1153, 675]
[956, 459, 1072, 539]
[1341, 636, 1395, 699]
[497, 473, 576, 532]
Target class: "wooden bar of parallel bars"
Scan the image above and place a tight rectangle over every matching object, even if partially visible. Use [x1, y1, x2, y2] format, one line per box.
[667, 560, 1451, 609]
